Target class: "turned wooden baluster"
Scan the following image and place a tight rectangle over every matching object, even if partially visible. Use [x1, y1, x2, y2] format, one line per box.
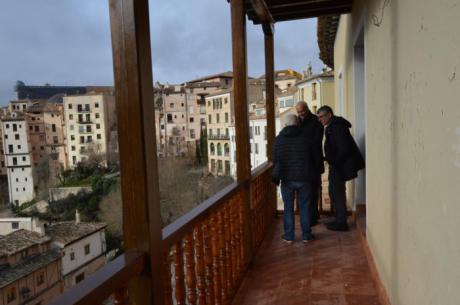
[194, 225, 207, 305]
[210, 214, 222, 305]
[229, 198, 238, 286]
[164, 249, 173, 305]
[173, 241, 186, 305]
[217, 210, 227, 304]
[224, 204, 233, 294]
[185, 233, 197, 305]
[203, 220, 215, 305]
[238, 193, 246, 271]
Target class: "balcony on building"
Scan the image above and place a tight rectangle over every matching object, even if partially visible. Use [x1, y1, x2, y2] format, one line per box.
[48, 1, 415, 305]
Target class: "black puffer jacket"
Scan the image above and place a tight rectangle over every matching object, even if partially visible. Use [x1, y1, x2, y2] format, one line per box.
[273, 125, 319, 182]
[299, 112, 325, 176]
[324, 116, 365, 181]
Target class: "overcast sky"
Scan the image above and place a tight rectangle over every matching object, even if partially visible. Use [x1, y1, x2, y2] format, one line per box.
[0, 0, 323, 105]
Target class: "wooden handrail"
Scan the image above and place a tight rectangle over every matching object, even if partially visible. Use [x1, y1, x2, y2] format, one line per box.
[48, 252, 147, 305]
[162, 181, 247, 247]
[250, 161, 273, 182]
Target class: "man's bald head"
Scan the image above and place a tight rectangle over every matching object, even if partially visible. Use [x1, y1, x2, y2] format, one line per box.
[295, 101, 310, 119]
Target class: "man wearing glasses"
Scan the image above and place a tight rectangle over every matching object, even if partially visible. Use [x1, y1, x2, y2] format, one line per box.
[316, 106, 365, 231]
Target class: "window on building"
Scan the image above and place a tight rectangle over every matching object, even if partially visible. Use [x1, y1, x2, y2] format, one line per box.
[11, 222, 19, 229]
[95, 113, 100, 119]
[217, 160, 223, 173]
[209, 129, 213, 137]
[225, 113, 229, 123]
[225, 160, 230, 175]
[84, 244, 90, 255]
[97, 134, 102, 140]
[87, 136, 92, 143]
[95, 102, 99, 108]
[208, 114, 212, 124]
[285, 98, 294, 107]
[216, 113, 220, 123]
[70, 252, 75, 260]
[189, 117, 194, 123]
[53, 136, 59, 144]
[224, 143, 229, 156]
[8, 144, 13, 153]
[22, 156, 26, 161]
[312, 83, 317, 100]
[75, 273, 85, 284]
[190, 129, 195, 139]
[249, 127, 253, 139]
[181, 103, 184, 107]
[35, 125, 39, 132]
[15, 134, 19, 140]
[37, 272, 45, 286]
[5, 124, 9, 129]
[211, 159, 216, 173]
[12, 124, 17, 132]
[217, 143, 222, 156]
[12, 157, 17, 165]
[87, 125, 92, 132]
[255, 143, 259, 154]
[167, 114, 173, 122]
[68, 103, 73, 109]
[52, 124, 56, 132]
[6, 287, 16, 303]
[85, 104, 90, 112]
[72, 146, 76, 151]
[69, 114, 74, 120]
[72, 156, 77, 165]
[169, 103, 174, 108]
[71, 135, 75, 141]
[40, 146, 44, 151]
[210, 143, 215, 155]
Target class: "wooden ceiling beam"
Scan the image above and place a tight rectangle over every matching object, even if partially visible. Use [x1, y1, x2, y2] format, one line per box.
[268, 6, 351, 22]
[248, 0, 275, 24]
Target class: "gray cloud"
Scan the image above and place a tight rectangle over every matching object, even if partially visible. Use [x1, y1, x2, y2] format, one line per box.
[0, 0, 323, 105]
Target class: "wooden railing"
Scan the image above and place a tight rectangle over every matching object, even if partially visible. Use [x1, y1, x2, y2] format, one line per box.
[49, 163, 276, 305]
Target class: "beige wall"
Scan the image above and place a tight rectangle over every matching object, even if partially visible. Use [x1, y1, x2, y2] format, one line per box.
[334, 1, 460, 304]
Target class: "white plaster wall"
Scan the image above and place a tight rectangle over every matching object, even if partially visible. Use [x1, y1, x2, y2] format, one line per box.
[60, 230, 106, 276]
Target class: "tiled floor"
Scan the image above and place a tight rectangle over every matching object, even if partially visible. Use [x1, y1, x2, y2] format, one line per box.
[232, 217, 382, 305]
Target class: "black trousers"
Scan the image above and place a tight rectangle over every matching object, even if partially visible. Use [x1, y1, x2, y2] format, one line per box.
[328, 167, 347, 225]
[310, 176, 321, 224]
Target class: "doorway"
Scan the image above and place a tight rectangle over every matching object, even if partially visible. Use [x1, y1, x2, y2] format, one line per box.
[353, 25, 366, 211]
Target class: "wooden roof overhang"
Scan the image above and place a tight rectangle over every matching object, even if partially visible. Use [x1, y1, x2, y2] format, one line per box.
[245, 0, 353, 24]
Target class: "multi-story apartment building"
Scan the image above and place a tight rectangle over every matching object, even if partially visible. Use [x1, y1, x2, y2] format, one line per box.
[0, 217, 46, 236]
[45, 215, 107, 289]
[155, 73, 233, 158]
[0, 229, 62, 305]
[26, 101, 67, 186]
[0, 112, 35, 206]
[206, 80, 265, 176]
[63, 93, 117, 167]
[0, 123, 6, 177]
[295, 70, 335, 112]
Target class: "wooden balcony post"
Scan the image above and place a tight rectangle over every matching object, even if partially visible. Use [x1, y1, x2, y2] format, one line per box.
[230, 0, 253, 263]
[109, 0, 164, 304]
[263, 23, 275, 161]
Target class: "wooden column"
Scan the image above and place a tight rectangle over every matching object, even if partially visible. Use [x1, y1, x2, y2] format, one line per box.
[230, 0, 253, 263]
[263, 23, 278, 215]
[109, 0, 164, 304]
[263, 23, 275, 161]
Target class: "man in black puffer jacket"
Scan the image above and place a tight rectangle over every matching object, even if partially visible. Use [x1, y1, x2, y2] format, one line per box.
[317, 106, 365, 231]
[296, 101, 324, 226]
[273, 114, 320, 243]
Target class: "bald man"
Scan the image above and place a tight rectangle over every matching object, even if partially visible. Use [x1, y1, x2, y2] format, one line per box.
[296, 101, 324, 226]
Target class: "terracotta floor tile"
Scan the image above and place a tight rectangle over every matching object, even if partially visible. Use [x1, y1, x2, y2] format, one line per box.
[231, 218, 381, 305]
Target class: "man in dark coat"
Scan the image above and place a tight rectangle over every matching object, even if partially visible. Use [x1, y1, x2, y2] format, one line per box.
[317, 106, 365, 231]
[273, 114, 320, 242]
[296, 101, 324, 226]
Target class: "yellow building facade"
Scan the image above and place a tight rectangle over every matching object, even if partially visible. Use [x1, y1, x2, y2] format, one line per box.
[321, 1, 460, 304]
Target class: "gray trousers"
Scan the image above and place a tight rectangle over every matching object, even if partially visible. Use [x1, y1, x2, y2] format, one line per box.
[328, 167, 347, 225]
